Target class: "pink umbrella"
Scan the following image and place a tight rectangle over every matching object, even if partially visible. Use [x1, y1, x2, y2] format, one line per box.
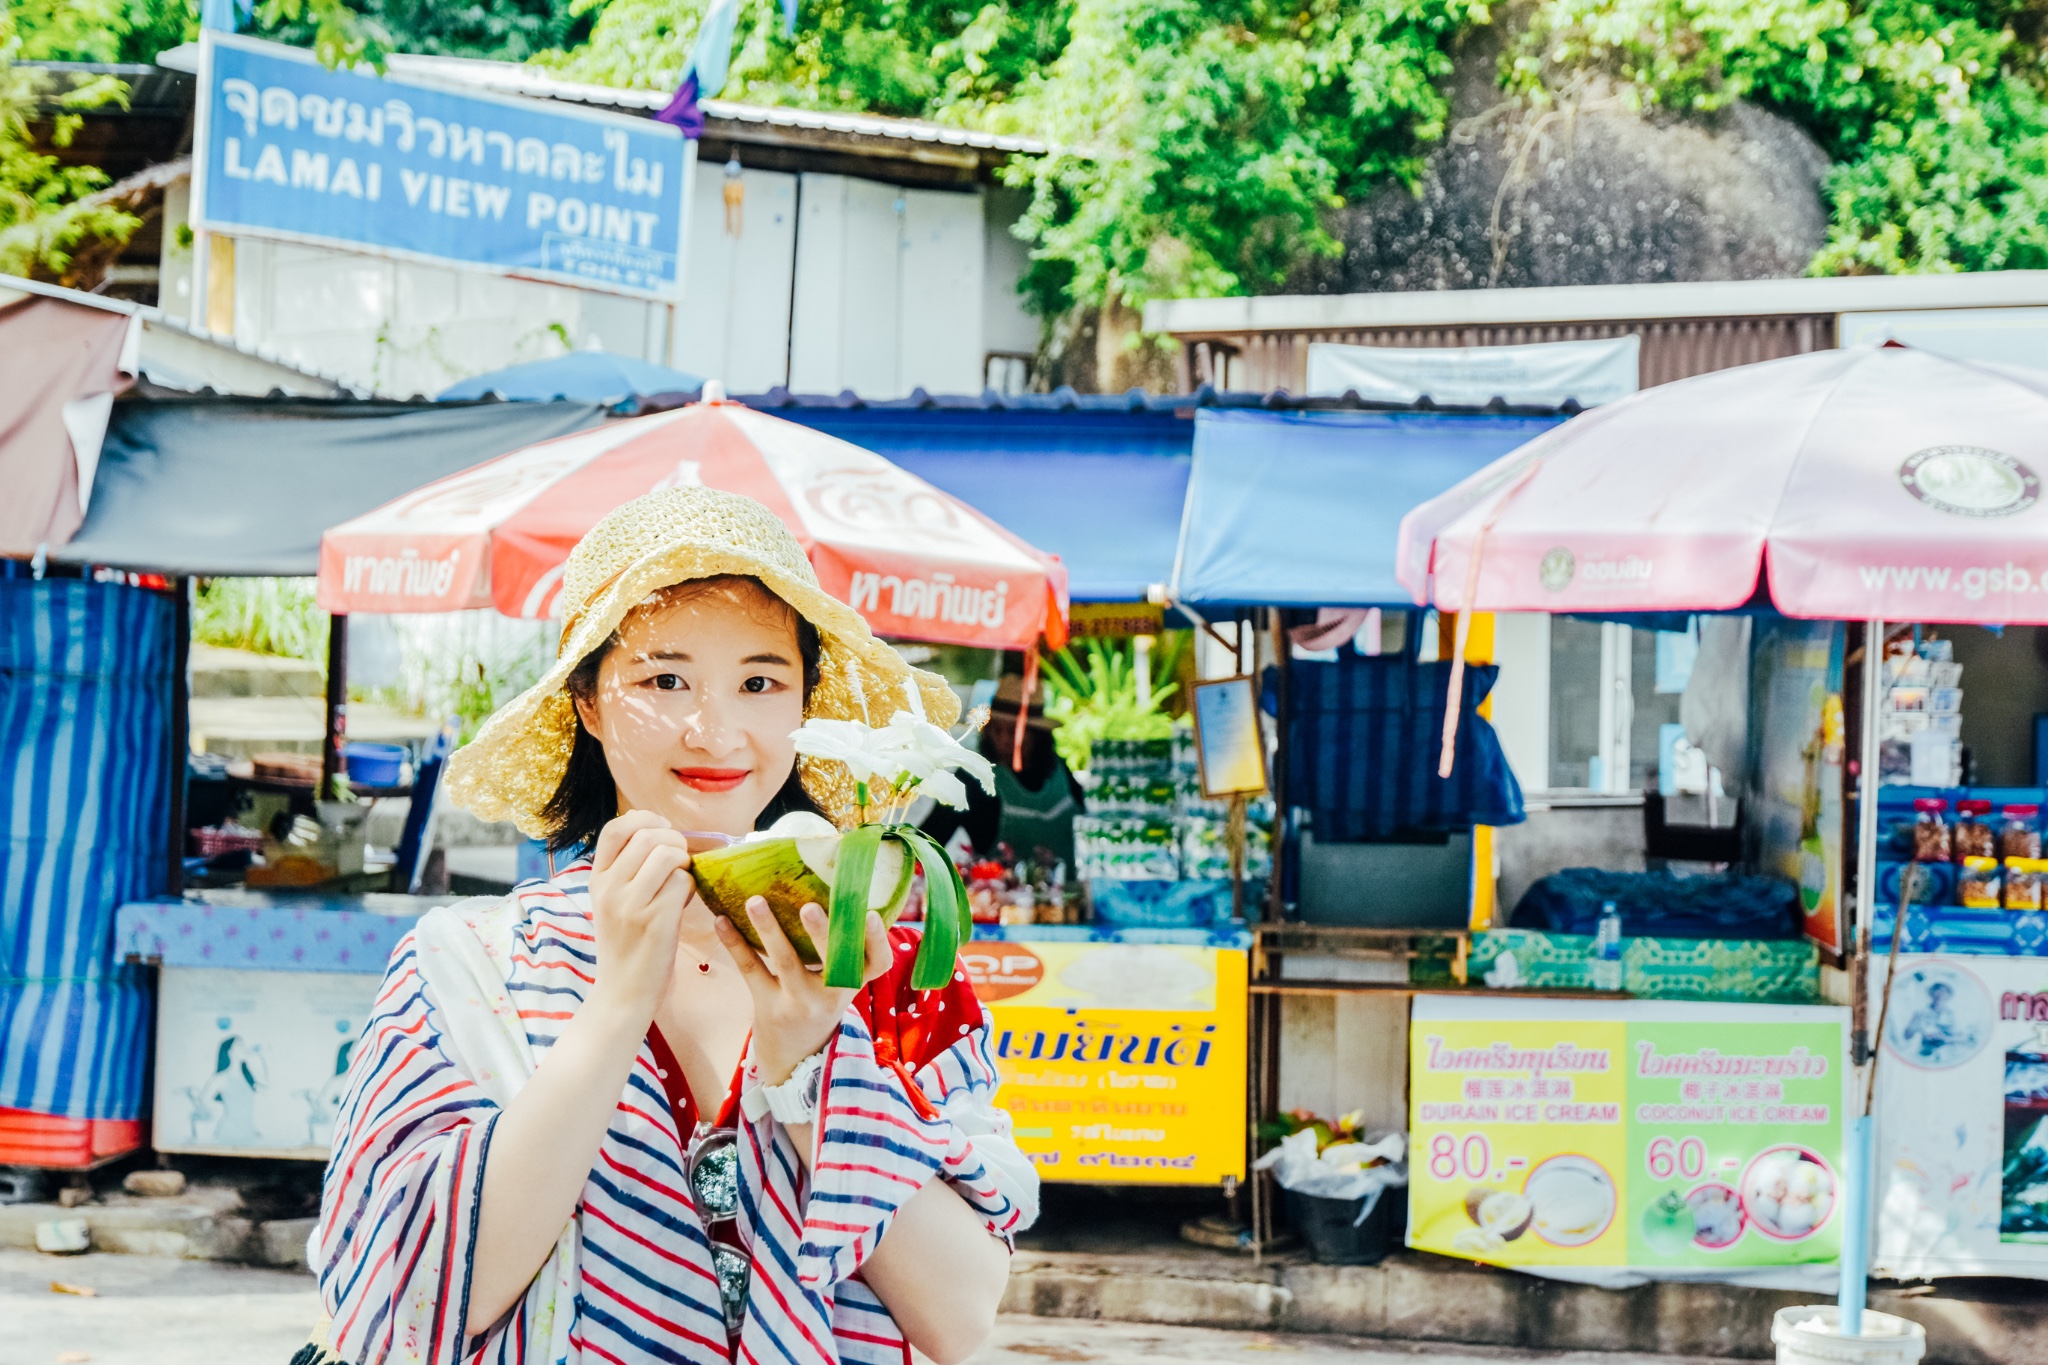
[1398, 345, 2048, 625]
[316, 394, 1069, 651]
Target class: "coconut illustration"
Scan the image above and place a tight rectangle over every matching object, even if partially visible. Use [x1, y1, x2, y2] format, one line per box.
[1640, 1189, 1697, 1254]
[692, 812, 915, 963]
[1463, 1187, 1534, 1241]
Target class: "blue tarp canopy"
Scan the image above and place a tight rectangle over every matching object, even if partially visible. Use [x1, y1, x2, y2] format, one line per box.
[1170, 409, 1567, 608]
[54, 396, 604, 577]
[761, 407, 1192, 603]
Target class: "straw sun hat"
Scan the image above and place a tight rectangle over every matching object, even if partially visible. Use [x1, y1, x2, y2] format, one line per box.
[442, 486, 962, 836]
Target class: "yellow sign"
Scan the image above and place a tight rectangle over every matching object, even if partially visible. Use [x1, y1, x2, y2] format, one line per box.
[1069, 602, 1165, 638]
[1409, 1013, 1629, 1266]
[971, 940, 1247, 1184]
[1408, 997, 1850, 1271]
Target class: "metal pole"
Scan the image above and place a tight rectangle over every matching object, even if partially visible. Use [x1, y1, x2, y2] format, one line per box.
[1840, 617, 1883, 1336]
[1267, 610, 1289, 924]
[165, 577, 191, 895]
[320, 614, 349, 799]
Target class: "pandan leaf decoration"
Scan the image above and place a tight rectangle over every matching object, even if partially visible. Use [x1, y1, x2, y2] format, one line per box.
[818, 825, 972, 990]
[825, 824, 886, 988]
[895, 826, 967, 989]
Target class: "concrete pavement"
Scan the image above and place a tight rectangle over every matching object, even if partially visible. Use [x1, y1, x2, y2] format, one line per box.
[0, 1249, 1759, 1365]
[1, 1249, 317, 1365]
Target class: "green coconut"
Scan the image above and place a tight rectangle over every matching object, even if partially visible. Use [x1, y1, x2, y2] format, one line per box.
[693, 822, 913, 964]
[1640, 1189, 1697, 1254]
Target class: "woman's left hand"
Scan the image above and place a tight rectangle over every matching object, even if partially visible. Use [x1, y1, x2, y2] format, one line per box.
[715, 898, 892, 1086]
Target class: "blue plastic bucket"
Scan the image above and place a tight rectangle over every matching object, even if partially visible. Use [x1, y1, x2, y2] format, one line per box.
[342, 742, 407, 786]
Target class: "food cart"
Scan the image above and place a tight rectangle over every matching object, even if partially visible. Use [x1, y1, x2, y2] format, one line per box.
[1396, 343, 2048, 1297]
[0, 390, 601, 1174]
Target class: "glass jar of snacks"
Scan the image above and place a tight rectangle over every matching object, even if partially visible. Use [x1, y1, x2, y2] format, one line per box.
[2000, 804, 2042, 860]
[1912, 798, 1952, 862]
[1958, 855, 2003, 908]
[2005, 858, 2047, 911]
[1953, 799, 1996, 859]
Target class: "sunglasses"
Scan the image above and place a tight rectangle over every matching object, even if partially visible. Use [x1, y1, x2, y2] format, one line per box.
[688, 1127, 748, 1332]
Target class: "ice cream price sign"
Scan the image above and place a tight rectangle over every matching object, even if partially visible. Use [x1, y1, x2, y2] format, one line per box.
[1408, 996, 1850, 1269]
[966, 940, 1248, 1185]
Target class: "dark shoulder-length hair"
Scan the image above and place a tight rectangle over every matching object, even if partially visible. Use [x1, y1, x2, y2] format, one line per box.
[539, 576, 824, 857]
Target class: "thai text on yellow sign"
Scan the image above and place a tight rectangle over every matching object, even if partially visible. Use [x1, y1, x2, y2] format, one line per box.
[968, 939, 1247, 1184]
[1408, 997, 1849, 1270]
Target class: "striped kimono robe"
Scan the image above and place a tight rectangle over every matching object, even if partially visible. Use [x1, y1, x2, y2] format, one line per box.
[310, 863, 1037, 1365]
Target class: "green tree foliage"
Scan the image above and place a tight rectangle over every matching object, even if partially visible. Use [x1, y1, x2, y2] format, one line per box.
[544, 0, 1066, 116]
[261, 0, 588, 65]
[0, 2, 141, 278]
[1509, 0, 2048, 272]
[10, 0, 193, 63]
[19, 0, 2048, 308]
[549, 0, 1477, 315]
[997, 0, 1481, 315]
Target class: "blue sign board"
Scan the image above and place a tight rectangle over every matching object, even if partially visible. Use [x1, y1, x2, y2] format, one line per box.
[196, 32, 689, 299]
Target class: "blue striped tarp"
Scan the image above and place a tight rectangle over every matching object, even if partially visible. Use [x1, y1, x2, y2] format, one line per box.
[1, 580, 173, 1120]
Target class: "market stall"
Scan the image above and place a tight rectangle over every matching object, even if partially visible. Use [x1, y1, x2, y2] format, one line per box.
[1397, 343, 2048, 1299]
[1, 377, 600, 1172]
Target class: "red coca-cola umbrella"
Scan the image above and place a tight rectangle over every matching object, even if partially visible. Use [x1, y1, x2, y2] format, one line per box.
[316, 391, 1068, 651]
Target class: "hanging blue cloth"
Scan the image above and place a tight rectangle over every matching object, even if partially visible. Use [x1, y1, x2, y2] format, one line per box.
[0, 579, 172, 1120]
[1266, 640, 1525, 841]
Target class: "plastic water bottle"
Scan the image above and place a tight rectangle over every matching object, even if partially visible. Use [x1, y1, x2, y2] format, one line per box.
[1591, 901, 1624, 991]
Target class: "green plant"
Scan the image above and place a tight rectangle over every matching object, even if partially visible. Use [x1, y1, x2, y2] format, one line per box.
[191, 577, 329, 664]
[0, 3, 141, 280]
[1258, 1106, 1367, 1151]
[1038, 632, 1187, 772]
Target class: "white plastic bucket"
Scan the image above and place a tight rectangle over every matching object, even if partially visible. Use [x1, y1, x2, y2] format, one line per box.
[1772, 1307, 1927, 1365]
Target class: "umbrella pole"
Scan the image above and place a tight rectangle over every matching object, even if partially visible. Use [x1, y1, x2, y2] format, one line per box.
[1841, 617, 1884, 1336]
[321, 614, 349, 799]
[166, 577, 191, 896]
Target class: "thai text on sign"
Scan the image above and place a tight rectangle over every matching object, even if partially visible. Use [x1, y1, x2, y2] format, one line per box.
[1408, 996, 1849, 1270]
[965, 939, 1247, 1184]
[196, 32, 687, 298]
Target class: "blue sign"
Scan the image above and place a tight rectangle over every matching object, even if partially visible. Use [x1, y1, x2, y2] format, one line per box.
[196, 33, 688, 298]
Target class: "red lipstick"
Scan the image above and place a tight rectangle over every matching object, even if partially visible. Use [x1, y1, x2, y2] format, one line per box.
[674, 767, 749, 794]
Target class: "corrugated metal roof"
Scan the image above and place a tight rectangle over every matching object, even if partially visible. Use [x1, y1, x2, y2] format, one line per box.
[20, 61, 194, 115]
[1185, 315, 1833, 395]
[83, 155, 192, 206]
[720, 385, 1576, 418]
[0, 273, 354, 397]
[154, 45, 1045, 157]
[387, 54, 1046, 155]
[1144, 271, 2048, 335]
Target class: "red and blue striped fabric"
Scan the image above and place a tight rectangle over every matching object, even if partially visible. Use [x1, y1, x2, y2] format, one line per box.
[311, 863, 1029, 1365]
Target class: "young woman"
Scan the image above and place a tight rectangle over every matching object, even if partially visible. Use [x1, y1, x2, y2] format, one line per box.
[306, 487, 1035, 1365]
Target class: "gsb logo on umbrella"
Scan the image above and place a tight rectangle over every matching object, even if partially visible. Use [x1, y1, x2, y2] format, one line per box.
[1539, 547, 1575, 591]
[1899, 446, 2040, 517]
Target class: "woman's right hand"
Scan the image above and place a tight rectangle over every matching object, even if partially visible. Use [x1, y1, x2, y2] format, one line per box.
[587, 810, 694, 1022]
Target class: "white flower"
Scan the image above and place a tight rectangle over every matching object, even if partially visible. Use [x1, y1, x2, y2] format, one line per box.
[880, 713, 996, 790]
[790, 718, 891, 782]
[789, 712, 996, 812]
